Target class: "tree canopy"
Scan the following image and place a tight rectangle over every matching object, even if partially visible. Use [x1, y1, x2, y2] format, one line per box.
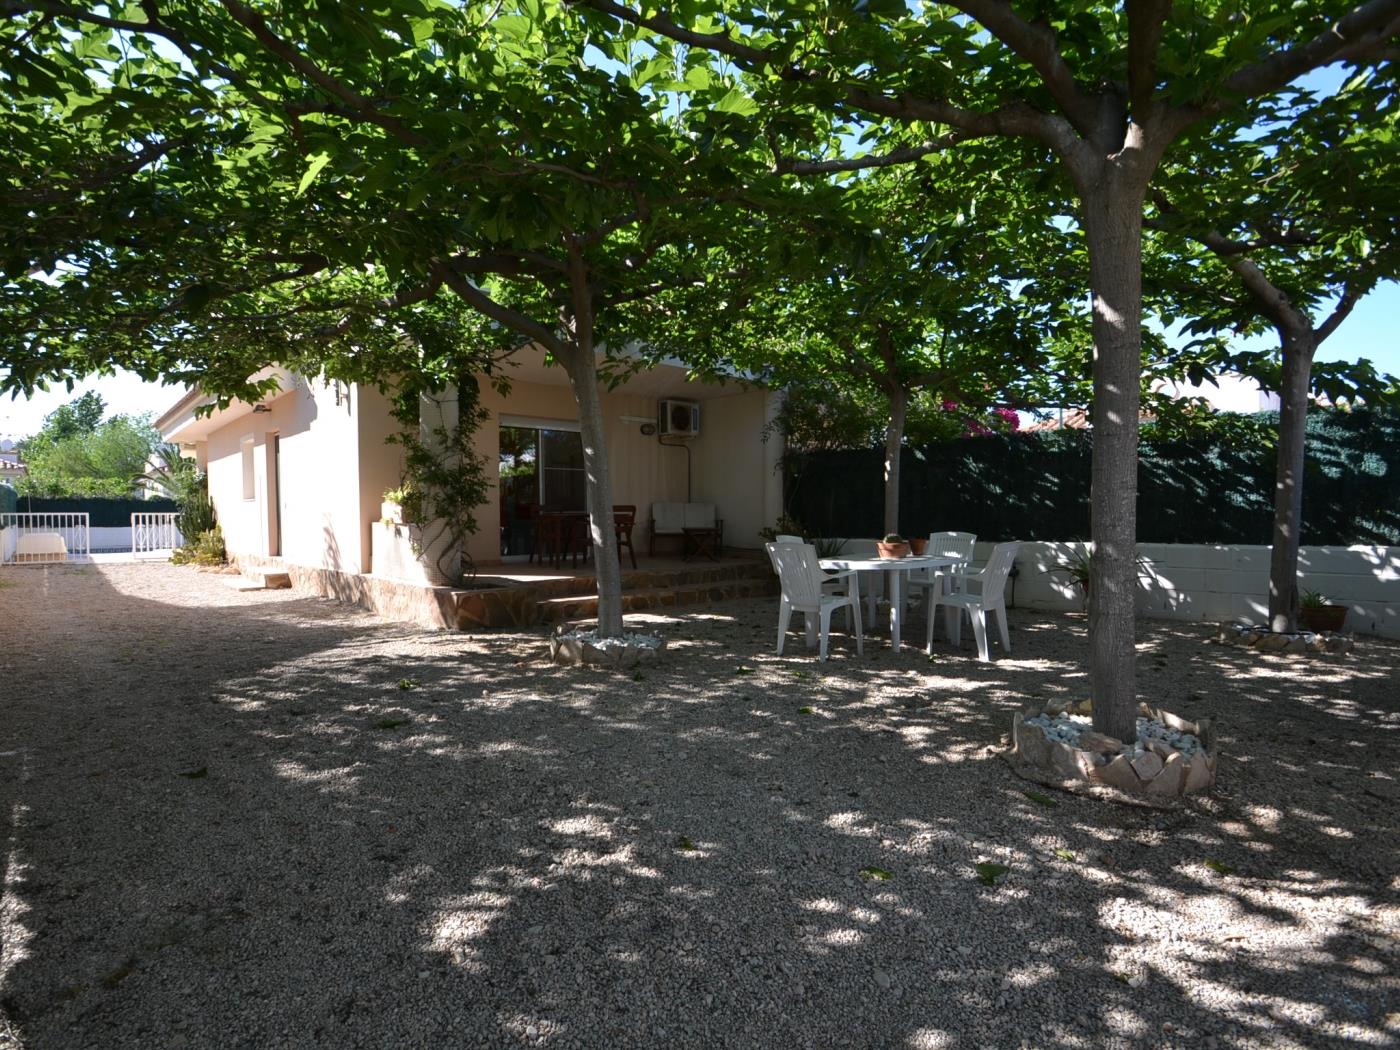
[16, 394, 159, 498]
[1, 0, 1396, 715]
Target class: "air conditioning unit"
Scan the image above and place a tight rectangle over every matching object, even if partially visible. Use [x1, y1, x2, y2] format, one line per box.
[658, 399, 701, 437]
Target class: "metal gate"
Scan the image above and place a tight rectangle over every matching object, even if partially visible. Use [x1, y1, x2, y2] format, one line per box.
[0, 512, 91, 564]
[131, 512, 182, 558]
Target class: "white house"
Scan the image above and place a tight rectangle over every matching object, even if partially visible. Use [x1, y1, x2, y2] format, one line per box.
[156, 350, 783, 610]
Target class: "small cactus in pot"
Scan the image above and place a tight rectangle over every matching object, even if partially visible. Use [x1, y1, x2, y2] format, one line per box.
[877, 533, 910, 559]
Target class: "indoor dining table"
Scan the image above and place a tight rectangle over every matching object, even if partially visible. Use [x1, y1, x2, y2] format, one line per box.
[818, 553, 958, 652]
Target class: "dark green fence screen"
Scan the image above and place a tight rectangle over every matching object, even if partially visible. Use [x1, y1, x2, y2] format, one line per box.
[14, 496, 180, 527]
[785, 409, 1400, 545]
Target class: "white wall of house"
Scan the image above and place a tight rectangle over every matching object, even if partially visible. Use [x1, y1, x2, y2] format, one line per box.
[467, 371, 774, 566]
[198, 377, 403, 576]
[981, 541, 1399, 639]
[690, 389, 784, 550]
[169, 356, 777, 582]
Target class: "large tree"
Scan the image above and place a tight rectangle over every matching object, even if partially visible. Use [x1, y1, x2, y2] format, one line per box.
[579, 0, 1400, 739]
[2, 2, 771, 637]
[18, 395, 159, 497]
[1152, 67, 1399, 632]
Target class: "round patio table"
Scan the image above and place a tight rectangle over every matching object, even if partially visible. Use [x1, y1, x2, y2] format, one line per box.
[819, 554, 958, 652]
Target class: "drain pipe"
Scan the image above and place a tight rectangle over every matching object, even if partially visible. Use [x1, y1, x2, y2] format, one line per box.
[659, 436, 692, 501]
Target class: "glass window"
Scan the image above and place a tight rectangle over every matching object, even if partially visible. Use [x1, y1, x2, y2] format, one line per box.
[241, 436, 256, 500]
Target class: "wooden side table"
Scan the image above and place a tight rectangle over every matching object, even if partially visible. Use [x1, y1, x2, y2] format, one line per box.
[682, 526, 720, 562]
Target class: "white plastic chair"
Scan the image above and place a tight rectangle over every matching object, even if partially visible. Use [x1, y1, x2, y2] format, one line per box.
[925, 541, 1020, 661]
[775, 535, 856, 602]
[907, 531, 976, 619]
[765, 542, 864, 661]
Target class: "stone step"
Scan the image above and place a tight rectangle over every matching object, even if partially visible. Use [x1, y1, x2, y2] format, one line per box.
[535, 576, 780, 624]
[225, 569, 292, 591]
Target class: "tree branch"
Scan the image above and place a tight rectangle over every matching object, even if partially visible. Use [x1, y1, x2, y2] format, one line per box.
[1126, 0, 1171, 116]
[1316, 278, 1368, 343]
[951, 0, 1097, 134]
[1172, 0, 1400, 132]
[435, 265, 565, 356]
[217, 0, 430, 149]
[775, 132, 972, 174]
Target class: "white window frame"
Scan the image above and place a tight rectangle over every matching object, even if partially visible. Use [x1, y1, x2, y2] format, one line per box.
[498, 414, 580, 433]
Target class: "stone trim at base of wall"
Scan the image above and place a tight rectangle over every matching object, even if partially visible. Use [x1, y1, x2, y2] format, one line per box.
[231, 553, 459, 630]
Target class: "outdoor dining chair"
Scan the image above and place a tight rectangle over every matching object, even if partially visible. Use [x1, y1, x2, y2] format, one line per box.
[765, 541, 863, 662]
[907, 530, 977, 612]
[614, 505, 638, 570]
[925, 540, 1020, 661]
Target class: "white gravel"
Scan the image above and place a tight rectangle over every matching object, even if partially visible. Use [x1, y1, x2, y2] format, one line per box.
[1, 562, 1397, 1049]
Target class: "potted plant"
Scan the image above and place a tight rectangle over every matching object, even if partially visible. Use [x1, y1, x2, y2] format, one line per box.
[1298, 589, 1347, 633]
[877, 533, 910, 559]
[1044, 545, 1151, 605]
[381, 485, 422, 525]
[908, 536, 928, 556]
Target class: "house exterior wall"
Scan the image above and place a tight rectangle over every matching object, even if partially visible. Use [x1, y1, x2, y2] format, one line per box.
[204, 377, 394, 576]
[464, 376, 774, 566]
[690, 389, 783, 550]
[194, 364, 776, 580]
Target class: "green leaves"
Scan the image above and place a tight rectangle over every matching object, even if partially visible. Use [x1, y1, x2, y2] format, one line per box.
[711, 87, 758, 116]
[296, 152, 333, 197]
[974, 862, 1009, 886]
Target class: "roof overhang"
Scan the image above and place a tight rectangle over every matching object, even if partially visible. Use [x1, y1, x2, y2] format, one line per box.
[157, 367, 300, 444]
[498, 345, 760, 402]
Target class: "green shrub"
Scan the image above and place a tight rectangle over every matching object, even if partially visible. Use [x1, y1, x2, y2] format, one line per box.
[172, 526, 226, 566]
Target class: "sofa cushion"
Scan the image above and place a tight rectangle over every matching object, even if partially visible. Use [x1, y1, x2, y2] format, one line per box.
[652, 502, 686, 533]
[683, 502, 717, 529]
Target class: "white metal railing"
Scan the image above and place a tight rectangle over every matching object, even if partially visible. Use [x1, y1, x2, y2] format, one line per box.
[0, 512, 91, 564]
[131, 512, 182, 558]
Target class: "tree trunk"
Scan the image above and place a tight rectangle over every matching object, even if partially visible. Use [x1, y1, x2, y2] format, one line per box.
[882, 384, 908, 536]
[556, 340, 625, 638]
[1082, 177, 1147, 744]
[1267, 331, 1317, 633]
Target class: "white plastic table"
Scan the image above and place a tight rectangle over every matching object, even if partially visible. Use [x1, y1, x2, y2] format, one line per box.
[819, 554, 957, 651]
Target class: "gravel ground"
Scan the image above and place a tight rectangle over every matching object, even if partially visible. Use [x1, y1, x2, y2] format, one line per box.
[1, 562, 1397, 1049]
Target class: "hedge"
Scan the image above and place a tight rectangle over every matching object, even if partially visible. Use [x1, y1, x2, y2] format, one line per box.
[785, 408, 1400, 546]
[11, 495, 180, 527]
[0, 483, 15, 516]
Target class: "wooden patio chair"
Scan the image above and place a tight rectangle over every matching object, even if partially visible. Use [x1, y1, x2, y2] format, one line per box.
[613, 505, 638, 570]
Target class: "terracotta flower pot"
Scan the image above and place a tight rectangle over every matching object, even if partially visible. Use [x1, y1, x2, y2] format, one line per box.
[876, 541, 910, 559]
[908, 538, 928, 556]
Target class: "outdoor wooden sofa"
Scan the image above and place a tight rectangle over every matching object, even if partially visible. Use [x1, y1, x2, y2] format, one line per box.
[649, 501, 723, 559]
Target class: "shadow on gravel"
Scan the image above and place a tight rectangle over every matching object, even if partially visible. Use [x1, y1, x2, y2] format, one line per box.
[1, 565, 1396, 1049]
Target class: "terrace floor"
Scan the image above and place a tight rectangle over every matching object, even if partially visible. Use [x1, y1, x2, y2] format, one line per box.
[0, 561, 1396, 1049]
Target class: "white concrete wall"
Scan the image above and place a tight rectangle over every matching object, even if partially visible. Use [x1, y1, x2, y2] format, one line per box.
[989, 541, 1399, 639]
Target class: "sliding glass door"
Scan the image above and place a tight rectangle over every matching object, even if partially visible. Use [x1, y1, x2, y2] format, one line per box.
[499, 424, 586, 556]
